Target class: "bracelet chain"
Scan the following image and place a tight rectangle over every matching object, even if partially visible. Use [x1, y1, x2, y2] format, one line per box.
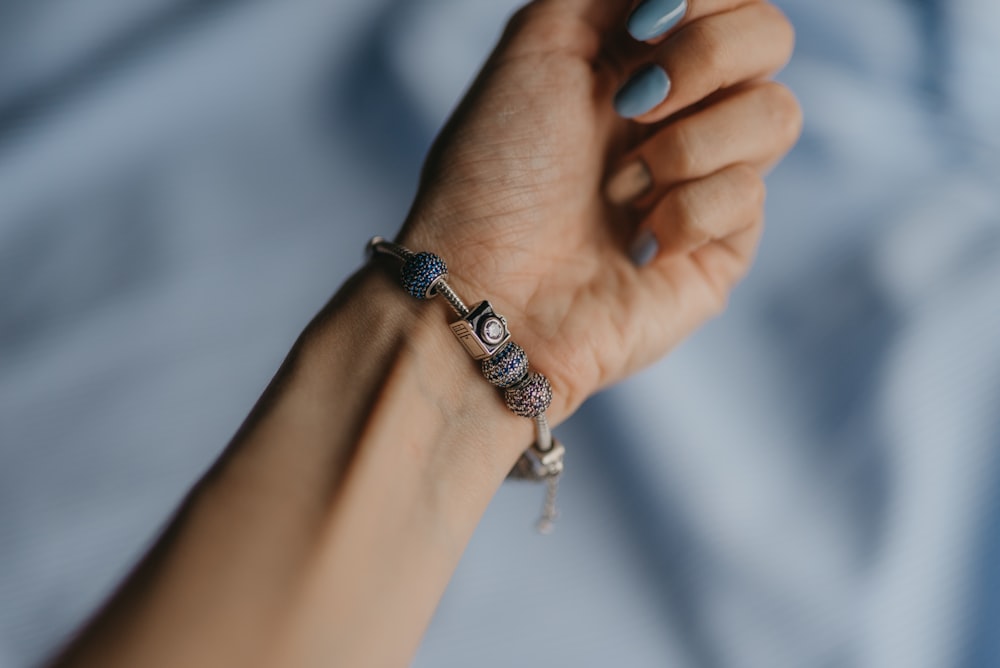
[367, 236, 562, 532]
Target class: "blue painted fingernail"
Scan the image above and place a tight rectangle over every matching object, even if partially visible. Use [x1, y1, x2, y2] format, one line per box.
[627, 0, 688, 42]
[630, 230, 659, 266]
[614, 65, 671, 118]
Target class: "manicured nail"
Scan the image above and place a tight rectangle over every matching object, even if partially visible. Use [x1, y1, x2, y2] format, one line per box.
[606, 160, 653, 205]
[627, 0, 688, 42]
[614, 65, 671, 119]
[630, 230, 659, 266]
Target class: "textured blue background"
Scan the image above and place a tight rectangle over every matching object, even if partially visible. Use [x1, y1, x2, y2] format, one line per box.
[1, 0, 999, 666]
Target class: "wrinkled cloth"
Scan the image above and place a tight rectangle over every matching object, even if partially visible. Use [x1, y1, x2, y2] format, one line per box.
[0, 0, 998, 666]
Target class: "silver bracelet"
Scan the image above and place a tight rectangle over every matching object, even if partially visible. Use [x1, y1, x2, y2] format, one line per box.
[367, 236, 564, 533]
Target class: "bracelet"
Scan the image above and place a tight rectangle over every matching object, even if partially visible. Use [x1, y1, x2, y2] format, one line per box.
[366, 236, 564, 533]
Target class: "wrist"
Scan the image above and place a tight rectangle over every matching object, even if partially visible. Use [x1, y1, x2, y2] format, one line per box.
[354, 238, 564, 530]
[297, 262, 534, 487]
[259, 263, 542, 666]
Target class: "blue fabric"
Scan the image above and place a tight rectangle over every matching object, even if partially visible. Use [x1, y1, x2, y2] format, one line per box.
[1, 0, 998, 666]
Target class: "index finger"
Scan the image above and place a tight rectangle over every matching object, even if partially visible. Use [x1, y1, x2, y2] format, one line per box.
[528, 0, 751, 38]
[625, 0, 763, 42]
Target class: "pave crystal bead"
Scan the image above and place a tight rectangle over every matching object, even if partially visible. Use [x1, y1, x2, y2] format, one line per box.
[481, 342, 529, 388]
[400, 252, 448, 300]
[504, 372, 553, 418]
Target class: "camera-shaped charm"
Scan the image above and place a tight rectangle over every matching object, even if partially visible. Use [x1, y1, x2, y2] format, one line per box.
[450, 301, 511, 360]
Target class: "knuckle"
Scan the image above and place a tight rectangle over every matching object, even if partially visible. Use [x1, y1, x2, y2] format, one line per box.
[762, 2, 797, 58]
[760, 82, 804, 144]
[670, 186, 711, 247]
[731, 164, 767, 214]
[687, 20, 730, 77]
[698, 267, 731, 317]
[663, 124, 702, 178]
[751, 179, 768, 215]
[503, 1, 580, 54]
[734, 222, 766, 282]
[711, 291, 731, 317]
[504, 3, 538, 36]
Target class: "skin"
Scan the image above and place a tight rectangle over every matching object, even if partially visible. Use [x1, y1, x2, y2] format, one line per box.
[50, 0, 801, 666]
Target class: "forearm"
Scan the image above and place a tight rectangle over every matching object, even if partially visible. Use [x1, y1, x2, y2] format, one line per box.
[53, 264, 532, 668]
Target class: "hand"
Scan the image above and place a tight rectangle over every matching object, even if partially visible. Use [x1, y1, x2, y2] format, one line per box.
[399, 0, 801, 418]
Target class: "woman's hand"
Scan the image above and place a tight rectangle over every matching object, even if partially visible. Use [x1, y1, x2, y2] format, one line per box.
[50, 4, 801, 667]
[400, 0, 801, 419]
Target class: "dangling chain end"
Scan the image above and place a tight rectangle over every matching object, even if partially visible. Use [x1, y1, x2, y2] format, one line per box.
[535, 475, 561, 534]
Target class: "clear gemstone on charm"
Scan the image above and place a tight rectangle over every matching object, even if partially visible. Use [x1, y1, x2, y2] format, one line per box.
[482, 318, 504, 344]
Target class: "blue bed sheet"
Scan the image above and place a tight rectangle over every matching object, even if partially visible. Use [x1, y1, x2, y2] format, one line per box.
[0, 0, 998, 666]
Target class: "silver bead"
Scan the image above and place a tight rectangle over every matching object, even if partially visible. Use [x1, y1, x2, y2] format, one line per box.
[504, 373, 553, 418]
[481, 342, 529, 388]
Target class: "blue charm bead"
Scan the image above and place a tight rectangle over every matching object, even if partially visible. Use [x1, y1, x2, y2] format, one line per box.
[482, 342, 529, 388]
[400, 252, 448, 300]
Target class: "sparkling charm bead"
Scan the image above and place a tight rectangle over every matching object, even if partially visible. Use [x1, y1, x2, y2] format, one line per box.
[482, 342, 529, 388]
[504, 373, 553, 418]
[400, 252, 448, 300]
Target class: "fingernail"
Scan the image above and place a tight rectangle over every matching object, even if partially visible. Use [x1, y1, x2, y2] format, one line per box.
[606, 160, 653, 205]
[630, 230, 659, 266]
[614, 65, 671, 119]
[627, 0, 688, 42]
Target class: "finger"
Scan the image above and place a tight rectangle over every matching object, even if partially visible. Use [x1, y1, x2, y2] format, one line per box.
[499, 0, 688, 60]
[630, 163, 765, 265]
[521, 0, 739, 38]
[510, 0, 753, 43]
[601, 0, 760, 82]
[630, 190, 764, 361]
[623, 0, 689, 44]
[612, 2, 794, 121]
[606, 81, 801, 204]
[689, 213, 765, 292]
[624, 0, 760, 43]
